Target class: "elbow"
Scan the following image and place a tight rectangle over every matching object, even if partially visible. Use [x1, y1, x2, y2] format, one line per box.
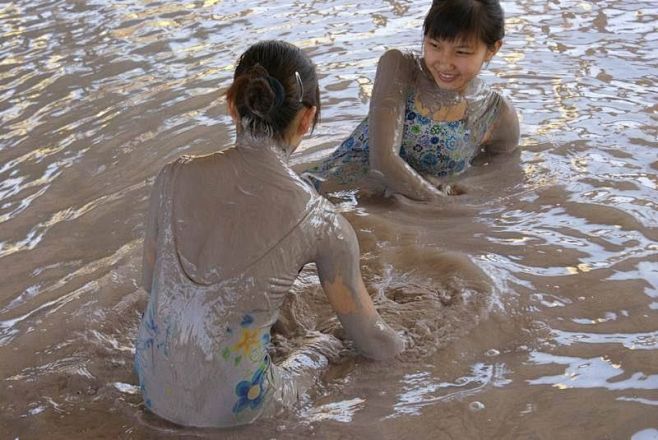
[368, 149, 393, 181]
[494, 99, 520, 153]
[500, 127, 521, 153]
[507, 116, 521, 151]
[487, 137, 519, 155]
[485, 120, 520, 154]
[369, 154, 388, 176]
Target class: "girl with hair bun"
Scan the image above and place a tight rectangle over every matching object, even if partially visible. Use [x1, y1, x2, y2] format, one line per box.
[135, 40, 403, 428]
[304, 0, 520, 200]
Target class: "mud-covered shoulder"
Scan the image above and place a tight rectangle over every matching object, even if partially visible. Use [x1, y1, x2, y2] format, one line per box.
[375, 48, 416, 86]
[308, 197, 360, 269]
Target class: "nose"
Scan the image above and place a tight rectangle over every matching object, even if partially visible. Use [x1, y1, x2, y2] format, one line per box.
[436, 51, 455, 69]
[432, 49, 453, 70]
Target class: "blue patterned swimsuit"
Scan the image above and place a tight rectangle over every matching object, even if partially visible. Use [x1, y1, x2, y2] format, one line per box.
[305, 90, 500, 188]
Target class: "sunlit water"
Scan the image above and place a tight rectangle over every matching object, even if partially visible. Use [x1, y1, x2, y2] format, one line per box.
[1, 0, 656, 438]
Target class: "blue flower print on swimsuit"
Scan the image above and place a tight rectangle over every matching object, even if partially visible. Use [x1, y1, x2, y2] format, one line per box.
[303, 88, 498, 187]
[399, 93, 477, 176]
[304, 81, 502, 189]
[444, 136, 457, 151]
[135, 301, 173, 410]
[417, 113, 431, 126]
[141, 304, 158, 349]
[240, 314, 254, 327]
[420, 151, 439, 169]
[136, 302, 172, 355]
[232, 363, 268, 414]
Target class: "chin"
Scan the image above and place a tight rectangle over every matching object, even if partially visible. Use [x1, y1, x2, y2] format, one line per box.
[430, 74, 462, 91]
[434, 79, 464, 91]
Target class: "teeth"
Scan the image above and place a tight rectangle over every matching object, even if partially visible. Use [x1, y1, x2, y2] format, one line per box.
[435, 71, 457, 82]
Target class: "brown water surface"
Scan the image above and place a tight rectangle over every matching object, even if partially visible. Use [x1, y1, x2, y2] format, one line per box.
[1, 0, 657, 438]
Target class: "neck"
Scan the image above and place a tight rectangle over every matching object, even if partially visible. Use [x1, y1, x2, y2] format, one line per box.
[234, 131, 294, 163]
[230, 131, 314, 203]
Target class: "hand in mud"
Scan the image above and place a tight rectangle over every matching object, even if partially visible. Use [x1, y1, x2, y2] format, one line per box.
[437, 183, 466, 196]
[395, 329, 412, 356]
[424, 175, 467, 196]
[389, 184, 466, 207]
[304, 331, 345, 363]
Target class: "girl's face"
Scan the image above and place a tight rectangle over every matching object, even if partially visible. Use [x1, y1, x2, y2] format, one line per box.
[422, 36, 501, 92]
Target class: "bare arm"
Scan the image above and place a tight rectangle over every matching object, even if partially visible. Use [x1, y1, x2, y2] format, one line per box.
[315, 214, 404, 360]
[369, 50, 444, 201]
[482, 95, 520, 154]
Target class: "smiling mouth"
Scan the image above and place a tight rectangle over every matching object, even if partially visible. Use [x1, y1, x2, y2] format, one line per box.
[436, 72, 459, 82]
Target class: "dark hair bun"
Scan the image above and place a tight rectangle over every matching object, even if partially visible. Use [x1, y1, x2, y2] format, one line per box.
[245, 75, 276, 119]
[226, 40, 320, 141]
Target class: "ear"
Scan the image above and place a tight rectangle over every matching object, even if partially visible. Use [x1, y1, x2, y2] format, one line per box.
[297, 106, 317, 136]
[485, 40, 503, 61]
[227, 98, 239, 123]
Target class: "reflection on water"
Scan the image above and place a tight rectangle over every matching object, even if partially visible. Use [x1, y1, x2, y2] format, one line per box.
[391, 361, 512, 417]
[301, 397, 366, 423]
[1, 0, 657, 438]
[632, 429, 658, 440]
[528, 352, 658, 391]
[551, 329, 658, 350]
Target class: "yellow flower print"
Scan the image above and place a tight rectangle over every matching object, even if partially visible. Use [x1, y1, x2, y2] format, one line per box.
[234, 328, 259, 355]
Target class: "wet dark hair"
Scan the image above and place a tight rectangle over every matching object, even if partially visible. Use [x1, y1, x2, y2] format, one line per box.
[226, 40, 320, 141]
[424, 0, 505, 49]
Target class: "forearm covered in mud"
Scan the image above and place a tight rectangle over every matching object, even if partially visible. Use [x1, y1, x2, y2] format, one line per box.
[316, 214, 404, 360]
[369, 50, 442, 201]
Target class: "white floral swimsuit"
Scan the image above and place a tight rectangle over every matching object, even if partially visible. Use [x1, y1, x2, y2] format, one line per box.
[135, 149, 349, 428]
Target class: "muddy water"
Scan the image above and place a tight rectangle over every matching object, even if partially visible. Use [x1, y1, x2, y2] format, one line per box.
[1, 0, 657, 438]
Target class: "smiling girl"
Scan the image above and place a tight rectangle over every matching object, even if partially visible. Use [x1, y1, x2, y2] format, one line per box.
[303, 0, 520, 200]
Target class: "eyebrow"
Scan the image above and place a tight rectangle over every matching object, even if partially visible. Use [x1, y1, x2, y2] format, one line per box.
[455, 39, 476, 48]
[426, 37, 475, 48]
